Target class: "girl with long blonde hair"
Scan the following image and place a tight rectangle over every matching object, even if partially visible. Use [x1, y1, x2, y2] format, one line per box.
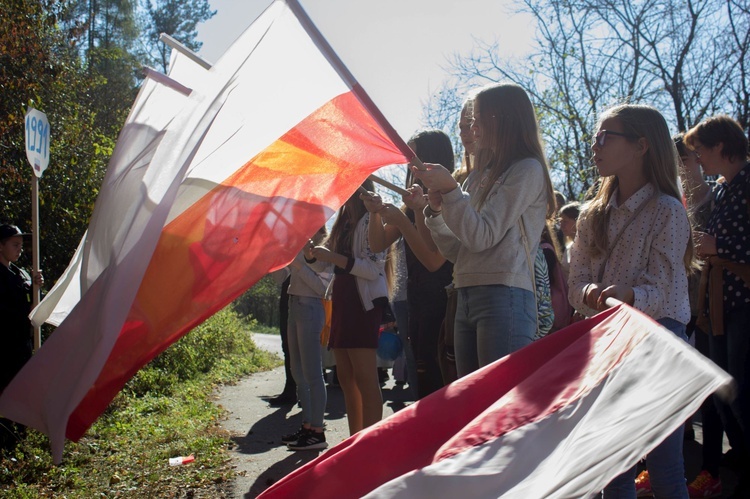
[568, 104, 694, 497]
[413, 82, 555, 377]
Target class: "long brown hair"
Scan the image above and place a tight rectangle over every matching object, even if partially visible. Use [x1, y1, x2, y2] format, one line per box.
[327, 179, 374, 254]
[326, 178, 394, 292]
[455, 98, 475, 184]
[582, 104, 696, 271]
[471, 83, 555, 219]
[405, 129, 455, 189]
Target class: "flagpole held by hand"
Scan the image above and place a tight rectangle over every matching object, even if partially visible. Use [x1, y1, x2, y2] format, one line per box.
[286, 0, 423, 170]
[368, 175, 409, 196]
[604, 298, 623, 309]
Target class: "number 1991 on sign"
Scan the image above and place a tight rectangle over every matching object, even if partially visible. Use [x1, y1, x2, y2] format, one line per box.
[26, 114, 49, 160]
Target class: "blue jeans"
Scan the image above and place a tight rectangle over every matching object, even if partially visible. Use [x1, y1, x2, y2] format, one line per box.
[287, 295, 327, 428]
[454, 285, 535, 377]
[603, 318, 688, 499]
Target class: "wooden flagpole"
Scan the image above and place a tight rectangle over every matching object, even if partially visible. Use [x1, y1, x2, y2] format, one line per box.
[159, 33, 213, 70]
[368, 175, 410, 196]
[285, 0, 425, 172]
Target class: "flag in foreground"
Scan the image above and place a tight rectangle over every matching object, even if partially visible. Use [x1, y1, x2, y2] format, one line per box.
[0, 0, 407, 463]
[260, 304, 732, 499]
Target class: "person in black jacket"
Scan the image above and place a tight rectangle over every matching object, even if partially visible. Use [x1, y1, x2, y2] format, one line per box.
[0, 223, 43, 449]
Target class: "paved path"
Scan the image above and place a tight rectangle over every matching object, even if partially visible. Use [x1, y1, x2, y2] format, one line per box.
[216, 333, 412, 498]
[217, 334, 740, 498]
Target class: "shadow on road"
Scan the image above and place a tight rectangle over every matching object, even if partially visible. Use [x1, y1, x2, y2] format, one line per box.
[243, 449, 321, 498]
[231, 403, 300, 456]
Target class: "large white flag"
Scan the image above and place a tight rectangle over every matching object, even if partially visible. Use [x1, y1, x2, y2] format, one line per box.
[1, 0, 408, 463]
[30, 51, 203, 328]
[259, 304, 732, 498]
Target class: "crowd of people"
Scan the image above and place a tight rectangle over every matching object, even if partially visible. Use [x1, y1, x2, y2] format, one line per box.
[268, 81, 749, 497]
[4, 77, 745, 496]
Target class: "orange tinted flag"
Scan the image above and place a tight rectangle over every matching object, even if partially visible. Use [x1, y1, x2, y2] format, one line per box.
[1, 0, 407, 463]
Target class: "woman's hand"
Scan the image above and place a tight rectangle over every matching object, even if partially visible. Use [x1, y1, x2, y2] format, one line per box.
[694, 231, 717, 258]
[426, 188, 443, 211]
[32, 270, 44, 287]
[411, 163, 459, 194]
[311, 246, 333, 263]
[403, 184, 428, 211]
[360, 191, 384, 213]
[596, 285, 634, 309]
[583, 283, 603, 310]
[379, 204, 408, 228]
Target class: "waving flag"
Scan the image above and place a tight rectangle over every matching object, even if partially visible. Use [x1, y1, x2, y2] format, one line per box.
[0, 0, 409, 463]
[29, 53, 200, 329]
[259, 304, 732, 499]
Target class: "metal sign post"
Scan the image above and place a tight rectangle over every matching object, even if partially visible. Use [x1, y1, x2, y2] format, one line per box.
[25, 107, 50, 352]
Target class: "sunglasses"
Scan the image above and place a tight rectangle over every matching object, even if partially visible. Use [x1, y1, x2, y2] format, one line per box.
[592, 130, 639, 147]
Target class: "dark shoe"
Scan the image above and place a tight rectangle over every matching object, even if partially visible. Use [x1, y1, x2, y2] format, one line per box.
[288, 430, 327, 450]
[268, 393, 297, 407]
[378, 368, 389, 386]
[281, 425, 309, 444]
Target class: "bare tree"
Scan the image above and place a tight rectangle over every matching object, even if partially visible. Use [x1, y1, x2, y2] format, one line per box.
[426, 0, 749, 199]
[726, 0, 750, 137]
[422, 81, 466, 166]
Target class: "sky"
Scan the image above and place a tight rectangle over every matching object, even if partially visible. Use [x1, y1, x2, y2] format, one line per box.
[195, 0, 535, 140]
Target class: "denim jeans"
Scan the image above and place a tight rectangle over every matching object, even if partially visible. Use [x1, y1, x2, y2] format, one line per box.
[287, 295, 327, 428]
[454, 284, 535, 378]
[708, 306, 750, 456]
[603, 318, 688, 499]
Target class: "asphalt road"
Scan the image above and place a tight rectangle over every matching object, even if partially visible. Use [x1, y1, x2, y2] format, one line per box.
[216, 333, 411, 498]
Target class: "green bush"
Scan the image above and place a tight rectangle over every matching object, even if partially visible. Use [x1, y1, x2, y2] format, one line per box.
[232, 275, 282, 327]
[1, 307, 280, 497]
[125, 308, 260, 397]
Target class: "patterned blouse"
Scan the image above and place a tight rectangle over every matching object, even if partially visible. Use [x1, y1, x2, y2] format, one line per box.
[568, 183, 691, 324]
[705, 162, 750, 313]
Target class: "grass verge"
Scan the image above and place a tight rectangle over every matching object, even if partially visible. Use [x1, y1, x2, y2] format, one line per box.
[0, 307, 280, 498]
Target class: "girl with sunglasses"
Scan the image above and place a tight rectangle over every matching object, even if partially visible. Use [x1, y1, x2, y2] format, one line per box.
[568, 104, 695, 497]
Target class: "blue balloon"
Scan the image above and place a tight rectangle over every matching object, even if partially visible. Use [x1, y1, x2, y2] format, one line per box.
[377, 329, 402, 362]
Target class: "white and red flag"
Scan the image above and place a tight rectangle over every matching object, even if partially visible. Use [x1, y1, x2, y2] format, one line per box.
[0, 0, 409, 463]
[259, 304, 732, 499]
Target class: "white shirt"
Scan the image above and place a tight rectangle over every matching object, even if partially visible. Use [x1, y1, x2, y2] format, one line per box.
[568, 183, 691, 323]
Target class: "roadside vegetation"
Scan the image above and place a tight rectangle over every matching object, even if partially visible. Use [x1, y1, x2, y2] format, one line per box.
[0, 307, 280, 498]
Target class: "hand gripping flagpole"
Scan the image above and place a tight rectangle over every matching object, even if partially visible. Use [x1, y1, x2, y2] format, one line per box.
[285, 0, 425, 176]
[367, 175, 410, 196]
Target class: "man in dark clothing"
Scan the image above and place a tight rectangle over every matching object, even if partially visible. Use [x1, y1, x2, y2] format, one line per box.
[0, 224, 43, 450]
